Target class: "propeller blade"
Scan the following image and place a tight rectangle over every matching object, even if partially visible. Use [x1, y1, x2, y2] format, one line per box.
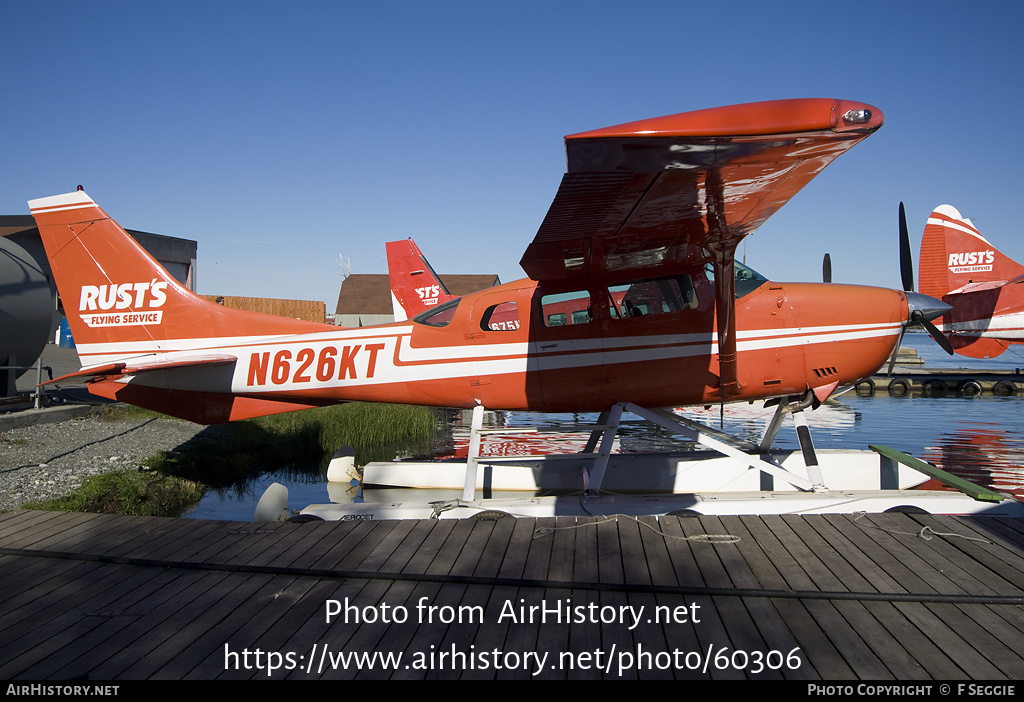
[889, 204, 954, 366]
[822, 253, 832, 283]
[899, 202, 914, 292]
[915, 312, 955, 355]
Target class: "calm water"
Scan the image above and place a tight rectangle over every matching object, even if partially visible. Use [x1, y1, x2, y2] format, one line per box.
[184, 333, 1024, 520]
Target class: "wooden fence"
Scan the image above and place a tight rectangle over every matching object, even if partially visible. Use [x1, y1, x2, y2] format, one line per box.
[200, 295, 327, 323]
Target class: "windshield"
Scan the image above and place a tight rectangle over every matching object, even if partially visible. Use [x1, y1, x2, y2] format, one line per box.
[705, 261, 769, 299]
[413, 297, 461, 327]
[734, 261, 768, 298]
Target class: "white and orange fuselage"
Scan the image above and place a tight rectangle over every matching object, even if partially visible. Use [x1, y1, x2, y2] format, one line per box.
[31, 190, 908, 423]
[29, 99, 926, 424]
[71, 277, 907, 418]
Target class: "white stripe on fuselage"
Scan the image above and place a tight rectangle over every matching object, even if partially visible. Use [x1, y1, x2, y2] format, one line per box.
[88, 320, 902, 394]
[78, 320, 901, 369]
[74, 326, 416, 367]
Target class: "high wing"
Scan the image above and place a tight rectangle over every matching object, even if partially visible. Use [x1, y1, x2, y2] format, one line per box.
[520, 98, 883, 281]
[520, 98, 884, 399]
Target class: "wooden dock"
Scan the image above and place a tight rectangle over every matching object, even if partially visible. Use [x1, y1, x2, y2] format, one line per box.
[859, 368, 1024, 397]
[1, 508, 1024, 680]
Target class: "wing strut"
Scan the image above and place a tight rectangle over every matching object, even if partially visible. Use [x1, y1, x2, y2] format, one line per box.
[711, 246, 740, 401]
[706, 163, 741, 403]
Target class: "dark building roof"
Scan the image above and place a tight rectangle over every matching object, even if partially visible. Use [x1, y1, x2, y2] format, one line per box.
[1, 216, 197, 289]
[0, 215, 39, 237]
[1, 216, 196, 265]
[335, 273, 500, 316]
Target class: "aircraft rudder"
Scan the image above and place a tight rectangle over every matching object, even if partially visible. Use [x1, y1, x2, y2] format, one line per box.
[30, 191, 183, 350]
[386, 237, 452, 319]
[918, 205, 956, 298]
[919, 204, 1024, 298]
[28, 191, 322, 361]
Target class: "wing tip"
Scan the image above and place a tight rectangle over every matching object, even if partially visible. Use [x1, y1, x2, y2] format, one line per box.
[566, 98, 883, 140]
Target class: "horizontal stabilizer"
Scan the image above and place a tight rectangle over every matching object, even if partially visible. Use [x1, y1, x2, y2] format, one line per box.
[43, 354, 238, 386]
[42, 362, 128, 386]
[950, 335, 1010, 359]
[948, 274, 1024, 296]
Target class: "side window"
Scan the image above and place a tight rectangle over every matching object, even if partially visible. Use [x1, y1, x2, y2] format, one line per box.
[608, 275, 698, 319]
[480, 302, 520, 331]
[540, 290, 591, 327]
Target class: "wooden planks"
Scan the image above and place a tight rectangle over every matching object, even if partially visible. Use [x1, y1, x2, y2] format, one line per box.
[199, 295, 326, 324]
[0, 509, 1023, 680]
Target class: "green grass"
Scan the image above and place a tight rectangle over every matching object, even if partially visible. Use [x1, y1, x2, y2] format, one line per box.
[21, 469, 206, 517]
[147, 402, 441, 486]
[22, 401, 442, 518]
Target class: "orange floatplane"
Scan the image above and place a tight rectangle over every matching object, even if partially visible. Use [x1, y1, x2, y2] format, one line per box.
[31, 98, 1020, 518]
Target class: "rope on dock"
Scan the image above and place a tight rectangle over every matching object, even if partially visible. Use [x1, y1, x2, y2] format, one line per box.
[853, 510, 992, 544]
[532, 514, 741, 544]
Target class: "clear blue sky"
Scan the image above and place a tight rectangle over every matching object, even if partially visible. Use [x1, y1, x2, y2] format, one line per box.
[4, 1, 1022, 307]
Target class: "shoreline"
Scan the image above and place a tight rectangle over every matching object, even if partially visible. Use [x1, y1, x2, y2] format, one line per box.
[0, 411, 206, 512]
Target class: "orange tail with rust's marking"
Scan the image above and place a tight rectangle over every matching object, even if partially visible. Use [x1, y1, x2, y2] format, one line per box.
[29, 190, 337, 421]
[918, 204, 1024, 359]
[385, 237, 456, 320]
[919, 204, 1024, 298]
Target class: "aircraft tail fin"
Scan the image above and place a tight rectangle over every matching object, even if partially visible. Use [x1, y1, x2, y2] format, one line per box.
[28, 191, 333, 368]
[918, 204, 1024, 298]
[385, 238, 454, 320]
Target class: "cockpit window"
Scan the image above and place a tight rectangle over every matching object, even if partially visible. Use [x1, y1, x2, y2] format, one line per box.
[704, 262, 769, 299]
[413, 297, 461, 327]
[734, 261, 768, 298]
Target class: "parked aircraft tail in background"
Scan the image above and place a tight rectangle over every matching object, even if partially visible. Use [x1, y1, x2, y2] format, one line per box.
[918, 204, 1024, 358]
[385, 238, 457, 320]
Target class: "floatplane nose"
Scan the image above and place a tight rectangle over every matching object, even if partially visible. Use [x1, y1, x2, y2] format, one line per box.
[906, 291, 951, 323]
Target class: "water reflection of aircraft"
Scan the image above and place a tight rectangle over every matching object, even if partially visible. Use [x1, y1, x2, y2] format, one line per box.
[32, 98, 984, 517]
[921, 426, 1024, 496]
[430, 401, 856, 463]
[676, 398, 856, 431]
[919, 204, 1024, 359]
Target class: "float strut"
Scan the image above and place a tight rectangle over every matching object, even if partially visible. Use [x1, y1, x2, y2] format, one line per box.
[462, 404, 485, 502]
[585, 404, 624, 495]
[792, 410, 826, 490]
